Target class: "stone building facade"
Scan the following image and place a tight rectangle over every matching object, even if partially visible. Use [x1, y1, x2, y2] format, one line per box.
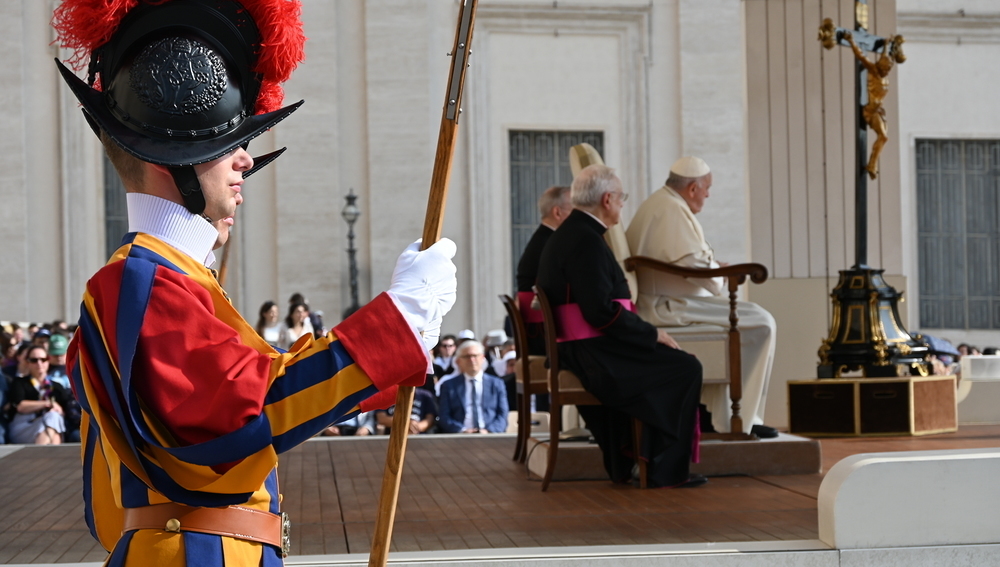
[2, 0, 997, 427]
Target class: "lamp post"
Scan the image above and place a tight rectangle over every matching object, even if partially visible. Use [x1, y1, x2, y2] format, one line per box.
[341, 188, 361, 320]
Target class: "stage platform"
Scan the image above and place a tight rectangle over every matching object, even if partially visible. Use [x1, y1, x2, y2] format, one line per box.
[1, 426, 999, 565]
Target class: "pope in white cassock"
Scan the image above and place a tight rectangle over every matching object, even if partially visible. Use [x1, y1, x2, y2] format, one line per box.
[625, 157, 778, 438]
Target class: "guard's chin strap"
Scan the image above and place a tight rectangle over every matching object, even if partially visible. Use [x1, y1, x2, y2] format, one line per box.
[168, 166, 209, 219]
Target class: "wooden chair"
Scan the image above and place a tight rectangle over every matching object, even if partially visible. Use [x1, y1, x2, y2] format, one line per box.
[499, 294, 549, 464]
[533, 286, 647, 491]
[624, 256, 768, 440]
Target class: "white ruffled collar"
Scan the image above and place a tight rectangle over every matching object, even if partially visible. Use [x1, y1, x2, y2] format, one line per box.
[127, 193, 218, 267]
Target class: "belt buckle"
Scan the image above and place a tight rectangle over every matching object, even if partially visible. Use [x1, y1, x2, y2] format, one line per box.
[281, 512, 291, 558]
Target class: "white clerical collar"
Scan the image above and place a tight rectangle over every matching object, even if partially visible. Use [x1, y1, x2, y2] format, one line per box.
[127, 193, 218, 267]
[580, 209, 608, 229]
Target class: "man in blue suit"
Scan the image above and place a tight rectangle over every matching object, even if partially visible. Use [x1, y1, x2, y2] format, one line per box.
[438, 340, 509, 433]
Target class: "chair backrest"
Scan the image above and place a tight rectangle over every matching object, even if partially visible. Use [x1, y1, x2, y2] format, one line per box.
[499, 294, 530, 370]
[532, 286, 562, 396]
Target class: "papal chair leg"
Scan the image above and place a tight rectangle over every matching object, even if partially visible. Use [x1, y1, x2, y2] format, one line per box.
[514, 392, 528, 463]
[541, 402, 561, 491]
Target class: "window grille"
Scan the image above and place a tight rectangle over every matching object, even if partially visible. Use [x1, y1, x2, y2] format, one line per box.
[916, 139, 1000, 329]
[509, 130, 604, 289]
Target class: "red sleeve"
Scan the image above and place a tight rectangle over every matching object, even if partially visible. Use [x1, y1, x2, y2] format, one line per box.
[133, 269, 272, 446]
[358, 387, 399, 413]
[333, 292, 430, 391]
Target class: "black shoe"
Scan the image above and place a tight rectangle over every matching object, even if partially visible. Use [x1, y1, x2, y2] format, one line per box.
[673, 474, 708, 488]
[751, 424, 779, 439]
[649, 474, 709, 489]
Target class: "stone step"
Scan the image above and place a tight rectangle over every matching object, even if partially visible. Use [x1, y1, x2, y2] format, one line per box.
[525, 433, 822, 482]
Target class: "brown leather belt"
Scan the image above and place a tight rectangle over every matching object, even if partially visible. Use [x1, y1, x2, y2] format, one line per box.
[123, 503, 290, 556]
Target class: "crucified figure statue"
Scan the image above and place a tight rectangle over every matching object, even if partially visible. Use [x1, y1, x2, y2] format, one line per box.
[844, 31, 906, 180]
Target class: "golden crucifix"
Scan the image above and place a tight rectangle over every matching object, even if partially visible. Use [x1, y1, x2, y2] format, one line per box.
[845, 31, 906, 180]
[819, 17, 906, 181]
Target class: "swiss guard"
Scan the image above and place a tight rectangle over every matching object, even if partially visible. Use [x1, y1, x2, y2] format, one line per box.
[53, 1, 457, 565]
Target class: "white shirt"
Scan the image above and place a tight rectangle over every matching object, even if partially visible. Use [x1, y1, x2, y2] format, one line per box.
[433, 355, 454, 372]
[260, 323, 282, 347]
[127, 193, 219, 267]
[462, 372, 485, 431]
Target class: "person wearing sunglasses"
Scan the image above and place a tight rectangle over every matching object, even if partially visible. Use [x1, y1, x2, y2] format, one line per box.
[4, 346, 65, 445]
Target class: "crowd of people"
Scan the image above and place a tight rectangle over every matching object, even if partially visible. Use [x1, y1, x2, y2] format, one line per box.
[925, 339, 999, 375]
[0, 321, 82, 445]
[0, 291, 523, 446]
[254, 293, 328, 349]
[6, 301, 995, 448]
[0, 294, 333, 446]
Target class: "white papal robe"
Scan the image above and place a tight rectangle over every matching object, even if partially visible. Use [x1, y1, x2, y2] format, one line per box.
[625, 186, 776, 434]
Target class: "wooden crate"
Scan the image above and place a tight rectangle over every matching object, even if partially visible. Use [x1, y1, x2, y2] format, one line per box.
[788, 376, 957, 436]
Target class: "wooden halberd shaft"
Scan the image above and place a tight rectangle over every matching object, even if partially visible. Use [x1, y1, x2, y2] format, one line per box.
[367, 2, 478, 565]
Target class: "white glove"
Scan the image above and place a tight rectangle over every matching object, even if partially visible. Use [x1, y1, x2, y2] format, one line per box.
[388, 238, 458, 350]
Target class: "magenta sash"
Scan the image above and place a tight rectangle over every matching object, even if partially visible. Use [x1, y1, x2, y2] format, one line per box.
[517, 291, 543, 323]
[555, 299, 635, 342]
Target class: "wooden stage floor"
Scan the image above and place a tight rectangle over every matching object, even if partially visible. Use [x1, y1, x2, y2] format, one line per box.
[2, 425, 999, 564]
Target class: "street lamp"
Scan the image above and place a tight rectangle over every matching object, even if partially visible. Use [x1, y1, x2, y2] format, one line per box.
[341, 188, 361, 320]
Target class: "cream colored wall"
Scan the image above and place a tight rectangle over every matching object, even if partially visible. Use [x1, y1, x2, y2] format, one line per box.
[472, 29, 624, 333]
[456, 0, 749, 334]
[0, 0, 106, 324]
[0, 1, 30, 322]
[896, 6, 1000, 349]
[458, 0, 658, 334]
[677, 0, 749, 264]
[6, 0, 742, 334]
[15, 0, 971, 406]
[894, 2, 1000, 422]
[745, 0, 902, 280]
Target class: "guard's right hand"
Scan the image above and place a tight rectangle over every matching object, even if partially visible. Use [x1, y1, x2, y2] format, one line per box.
[388, 238, 458, 350]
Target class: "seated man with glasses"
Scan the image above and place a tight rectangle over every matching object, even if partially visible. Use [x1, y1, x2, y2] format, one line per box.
[438, 341, 509, 433]
[536, 164, 705, 488]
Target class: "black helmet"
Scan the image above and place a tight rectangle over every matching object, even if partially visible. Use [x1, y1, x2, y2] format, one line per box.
[54, 0, 305, 213]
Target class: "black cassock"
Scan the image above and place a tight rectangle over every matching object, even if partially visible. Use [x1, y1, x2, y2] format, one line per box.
[516, 223, 554, 356]
[516, 224, 554, 293]
[536, 209, 702, 487]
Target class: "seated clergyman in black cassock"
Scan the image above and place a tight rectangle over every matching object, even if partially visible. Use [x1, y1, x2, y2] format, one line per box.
[516, 185, 573, 356]
[536, 164, 706, 488]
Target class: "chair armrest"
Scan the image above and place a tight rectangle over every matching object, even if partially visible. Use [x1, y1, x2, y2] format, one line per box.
[624, 255, 768, 286]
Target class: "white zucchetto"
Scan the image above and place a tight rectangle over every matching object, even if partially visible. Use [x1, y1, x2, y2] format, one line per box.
[670, 156, 711, 178]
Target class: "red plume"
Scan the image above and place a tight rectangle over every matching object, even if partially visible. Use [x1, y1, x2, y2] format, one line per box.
[52, 0, 306, 114]
[52, 0, 142, 71]
[241, 0, 306, 114]
[237, 0, 306, 114]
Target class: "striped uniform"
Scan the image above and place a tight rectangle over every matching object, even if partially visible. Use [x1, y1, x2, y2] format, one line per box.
[67, 233, 428, 566]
